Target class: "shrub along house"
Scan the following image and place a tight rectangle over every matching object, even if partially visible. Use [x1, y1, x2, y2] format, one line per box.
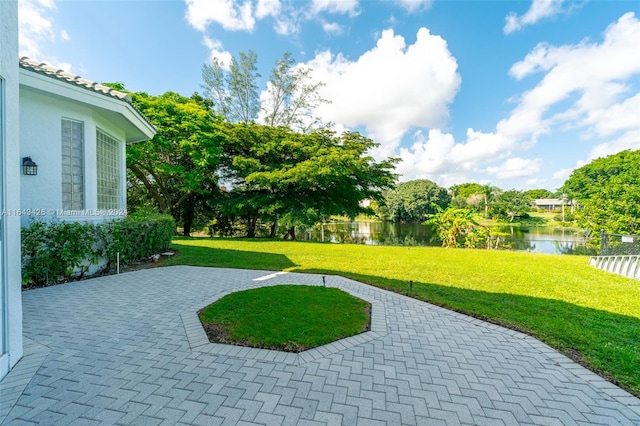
[0, 47, 156, 382]
[18, 57, 156, 226]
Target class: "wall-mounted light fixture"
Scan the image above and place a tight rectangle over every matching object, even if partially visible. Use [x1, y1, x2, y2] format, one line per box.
[22, 156, 38, 176]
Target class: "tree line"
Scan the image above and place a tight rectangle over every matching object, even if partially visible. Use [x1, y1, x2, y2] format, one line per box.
[377, 149, 639, 248]
[377, 179, 555, 224]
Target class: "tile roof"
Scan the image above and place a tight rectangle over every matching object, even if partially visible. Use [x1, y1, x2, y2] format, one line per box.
[20, 57, 133, 102]
[19, 57, 156, 132]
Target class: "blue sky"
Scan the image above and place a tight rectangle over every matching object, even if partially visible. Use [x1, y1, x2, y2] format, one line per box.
[19, 0, 640, 191]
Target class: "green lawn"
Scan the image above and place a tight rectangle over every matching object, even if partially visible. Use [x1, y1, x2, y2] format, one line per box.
[165, 237, 640, 396]
[199, 285, 370, 352]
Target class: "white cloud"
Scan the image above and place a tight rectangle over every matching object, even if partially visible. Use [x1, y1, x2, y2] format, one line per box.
[525, 178, 545, 188]
[306, 27, 460, 157]
[189, 8, 638, 188]
[581, 92, 640, 138]
[255, 0, 280, 19]
[588, 129, 640, 162]
[311, 0, 359, 16]
[395, 128, 513, 185]
[450, 129, 514, 164]
[396, 133, 470, 187]
[322, 21, 342, 34]
[486, 157, 543, 179]
[504, 0, 567, 34]
[498, 12, 640, 152]
[18, 0, 72, 71]
[552, 167, 573, 181]
[185, 0, 255, 32]
[397, 129, 456, 177]
[19, 0, 55, 43]
[185, 0, 299, 35]
[395, 0, 433, 13]
[380, 13, 639, 186]
[202, 37, 233, 69]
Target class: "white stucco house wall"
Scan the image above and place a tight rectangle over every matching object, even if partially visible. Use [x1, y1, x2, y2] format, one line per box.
[1, 0, 22, 382]
[0, 26, 156, 381]
[19, 58, 156, 226]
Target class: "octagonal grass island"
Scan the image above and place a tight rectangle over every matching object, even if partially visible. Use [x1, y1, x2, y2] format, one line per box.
[198, 285, 371, 352]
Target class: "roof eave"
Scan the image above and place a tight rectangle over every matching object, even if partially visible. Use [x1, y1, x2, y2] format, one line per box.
[20, 68, 157, 143]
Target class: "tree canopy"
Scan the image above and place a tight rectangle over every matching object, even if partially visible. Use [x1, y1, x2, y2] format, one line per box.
[490, 190, 532, 222]
[217, 123, 398, 238]
[202, 50, 261, 123]
[380, 179, 450, 222]
[262, 52, 330, 132]
[524, 189, 553, 200]
[449, 182, 484, 199]
[202, 50, 328, 132]
[563, 149, 640, 236]
[125, 90, 224, 235]
[449, 182, 486, 210]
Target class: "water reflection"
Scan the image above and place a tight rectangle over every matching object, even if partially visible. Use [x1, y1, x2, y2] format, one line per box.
[496, 226, 595, 255]
[301, 221, 594, 255]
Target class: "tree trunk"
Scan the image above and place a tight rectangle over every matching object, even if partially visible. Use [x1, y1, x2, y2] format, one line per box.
[484, 194, 488, 216]
[286, 226, 296, 240]
[246, 215, 258, 238]
[182, 201, 195, 237]
[269, 216, 278, 238]
[246, 222, 256, 238]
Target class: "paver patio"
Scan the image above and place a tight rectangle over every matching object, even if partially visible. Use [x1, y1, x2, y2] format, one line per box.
[1, 266, 639, 425]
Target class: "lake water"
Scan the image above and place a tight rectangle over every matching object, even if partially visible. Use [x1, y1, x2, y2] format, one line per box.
[299, 221, 594, 255]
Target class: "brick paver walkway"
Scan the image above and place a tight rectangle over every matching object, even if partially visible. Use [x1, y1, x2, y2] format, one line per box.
[1, 266, 639, 425]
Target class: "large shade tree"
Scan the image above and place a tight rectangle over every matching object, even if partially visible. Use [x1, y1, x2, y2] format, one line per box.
[563, 149, 640, 237]
[218, 123, 398, 238]
[125, 90, 224, 236]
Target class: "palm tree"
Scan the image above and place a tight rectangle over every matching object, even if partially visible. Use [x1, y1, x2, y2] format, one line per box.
[482, 184, 493, 217]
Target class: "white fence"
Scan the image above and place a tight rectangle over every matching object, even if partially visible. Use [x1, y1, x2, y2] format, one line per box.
[589, 255, 640, 280]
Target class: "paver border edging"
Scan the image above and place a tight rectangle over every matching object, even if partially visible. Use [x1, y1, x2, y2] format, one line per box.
[180, 279, 387, 366]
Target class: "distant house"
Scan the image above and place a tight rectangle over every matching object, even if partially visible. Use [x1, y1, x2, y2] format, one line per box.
[1, 0, 22, 382]
[534, 198, 576, 211]
[19, 57, 156, 226]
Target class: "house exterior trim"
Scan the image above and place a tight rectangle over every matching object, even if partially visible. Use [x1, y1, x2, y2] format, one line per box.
[19, 60, 155, 143]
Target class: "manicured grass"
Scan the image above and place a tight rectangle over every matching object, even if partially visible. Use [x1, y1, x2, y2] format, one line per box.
[166, 238, 640, 396]
[198, 285, 370, 352]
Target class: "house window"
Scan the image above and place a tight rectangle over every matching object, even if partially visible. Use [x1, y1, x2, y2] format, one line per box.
[61, 119, 84, 210]
[96, 129, 120, 210]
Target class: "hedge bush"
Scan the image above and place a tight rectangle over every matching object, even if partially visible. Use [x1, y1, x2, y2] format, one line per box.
[22, 215, 175, 286]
